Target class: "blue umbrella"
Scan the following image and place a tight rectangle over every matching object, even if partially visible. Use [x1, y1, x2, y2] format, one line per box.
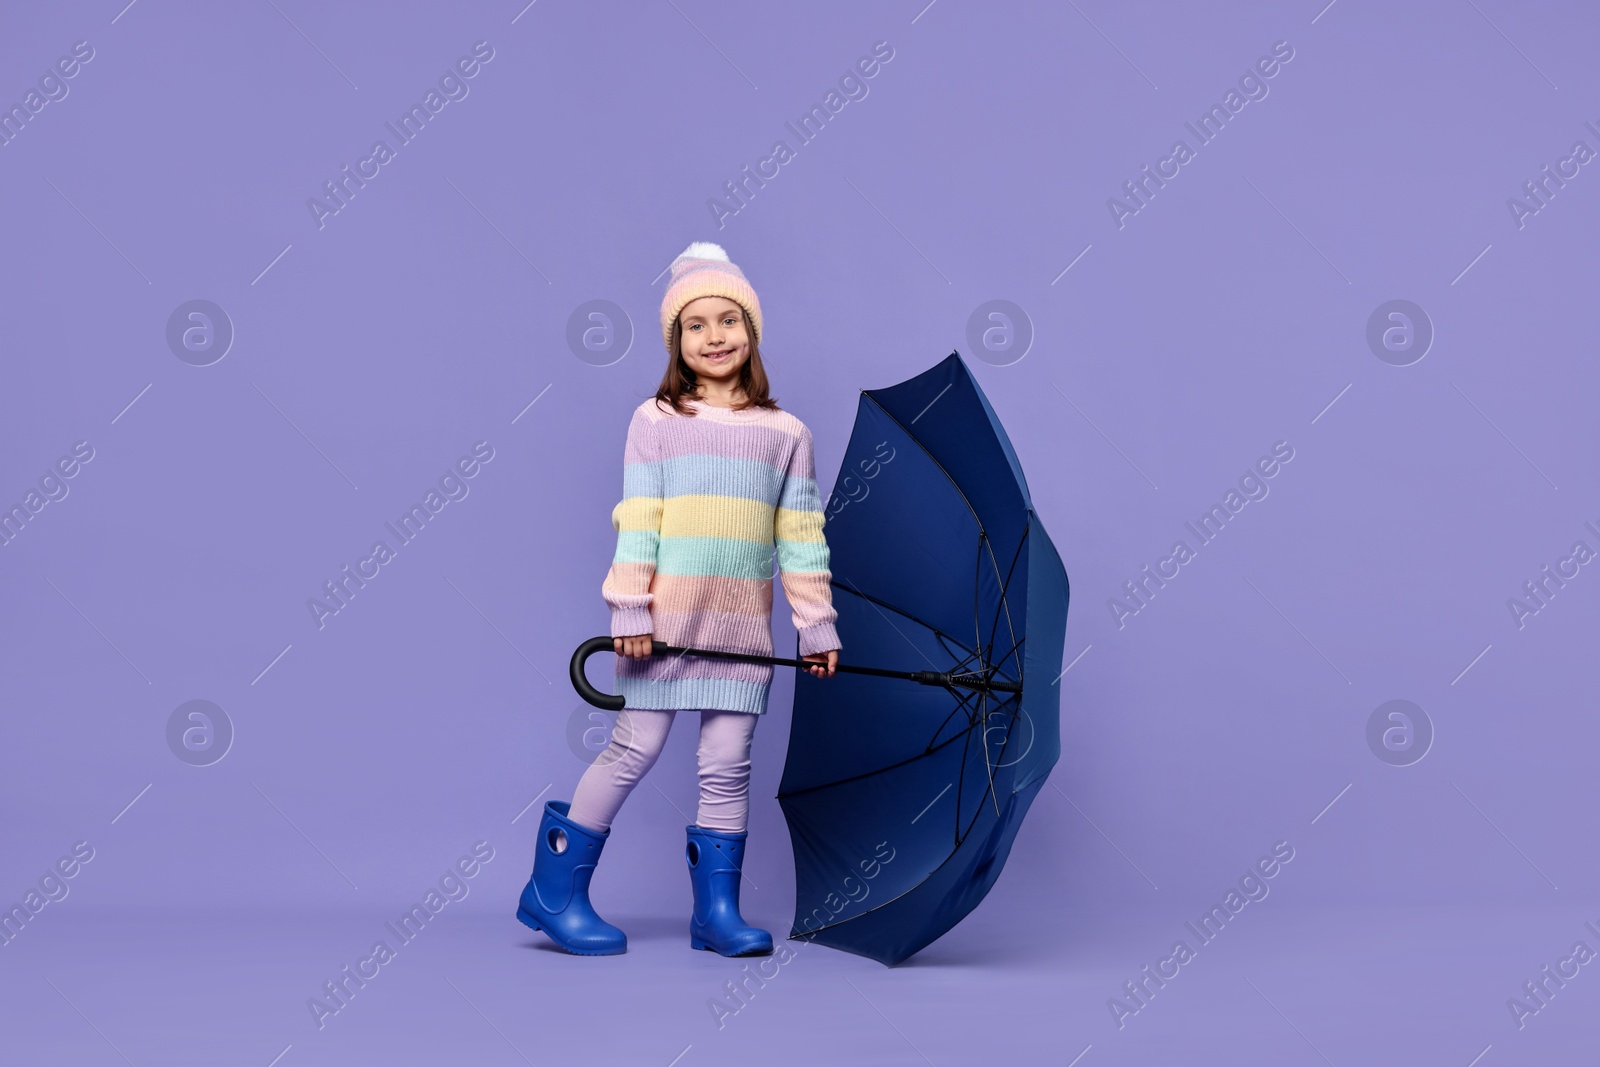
[777, 351, 1071, 965]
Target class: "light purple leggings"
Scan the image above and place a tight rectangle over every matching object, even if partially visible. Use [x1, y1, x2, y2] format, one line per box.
[567, 708, 758, 834]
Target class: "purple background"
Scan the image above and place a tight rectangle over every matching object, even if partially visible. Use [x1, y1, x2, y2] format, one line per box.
[3, 1, 1597, 1063]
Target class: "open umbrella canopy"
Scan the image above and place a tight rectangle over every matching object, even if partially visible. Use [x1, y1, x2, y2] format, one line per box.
[778, 351, 1070, 966]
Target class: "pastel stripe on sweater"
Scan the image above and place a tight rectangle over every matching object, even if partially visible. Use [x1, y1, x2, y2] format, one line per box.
[600, 397, 841, 715]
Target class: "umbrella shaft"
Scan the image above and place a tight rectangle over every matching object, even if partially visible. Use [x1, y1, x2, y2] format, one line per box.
[649, 642, 1021, 694]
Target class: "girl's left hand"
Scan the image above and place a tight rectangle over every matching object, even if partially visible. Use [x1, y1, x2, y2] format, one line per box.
[802, 649, 838, 678]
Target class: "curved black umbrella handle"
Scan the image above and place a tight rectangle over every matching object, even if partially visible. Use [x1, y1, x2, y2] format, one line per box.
[569, 635, 637, 712]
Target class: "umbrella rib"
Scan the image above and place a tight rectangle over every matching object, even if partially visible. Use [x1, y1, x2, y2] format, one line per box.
[837, 573, 944, 671]
[834, 392, 1028, 693]
[997, 522, 1029, 677]
[861, 389, 1000, 543]
[973, 513, 1021, 686]
[971, 535, 984, 684]
[952, 698, 977, 847]
[782, 686, 1012, 847]
[952, 686, 1003, 835]
[982, 700, 1029, 820]
[861, 390, 1022, 685]
[829, 576, 978, 663]
[776, 709, 982, 800]
[980, 522, 1031, 684]
[951, 682, 1003, 832]
[924, 677, 1013, 844]
[960, 681, 998, 831]
[781, 651, 1009, 805]
[976, 687, 1004, 820]
[939, 683, 1020, 847]
[936, 632, 984, 676]
[928, 692, 972, 746]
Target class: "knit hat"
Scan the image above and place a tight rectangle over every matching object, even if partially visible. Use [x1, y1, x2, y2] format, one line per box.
[659, 242, 762, 353]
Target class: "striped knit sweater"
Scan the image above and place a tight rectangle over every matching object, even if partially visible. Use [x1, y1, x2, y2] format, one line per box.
[601, 396, 842, 715]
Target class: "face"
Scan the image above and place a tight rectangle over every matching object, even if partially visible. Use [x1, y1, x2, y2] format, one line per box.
[678, 296, 751, 389]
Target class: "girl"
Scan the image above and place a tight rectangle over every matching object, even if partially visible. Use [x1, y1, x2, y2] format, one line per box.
[517, 242, 841, 957]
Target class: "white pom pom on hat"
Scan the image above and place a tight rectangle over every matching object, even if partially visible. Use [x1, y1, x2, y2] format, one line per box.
[677, 241, 730, 263]
[660, 241, 762, 352]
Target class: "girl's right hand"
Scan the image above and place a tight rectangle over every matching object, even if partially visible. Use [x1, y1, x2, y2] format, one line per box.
[614, 633, 654, 659]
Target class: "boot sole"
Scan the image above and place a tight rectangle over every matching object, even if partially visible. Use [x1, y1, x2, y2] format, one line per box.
[516, 906, 626, 956]
[691, 935, 774, 957]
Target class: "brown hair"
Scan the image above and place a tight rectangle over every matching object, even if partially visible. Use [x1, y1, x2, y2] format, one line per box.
[653, 310, 781, 417]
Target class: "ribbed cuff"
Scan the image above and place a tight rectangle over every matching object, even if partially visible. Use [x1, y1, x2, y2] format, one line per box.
[618, 673, 772, 715]
[610, 605, 654, 638]
[797, 620, 841, 658]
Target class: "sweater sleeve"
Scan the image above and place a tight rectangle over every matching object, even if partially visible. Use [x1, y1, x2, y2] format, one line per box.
[775, 424, 842, 657]
[600, 406, 664, 637]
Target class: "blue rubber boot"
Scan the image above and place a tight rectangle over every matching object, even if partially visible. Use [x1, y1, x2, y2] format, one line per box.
[686, 824, 773, 957]
[515, 800, 626, 955]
